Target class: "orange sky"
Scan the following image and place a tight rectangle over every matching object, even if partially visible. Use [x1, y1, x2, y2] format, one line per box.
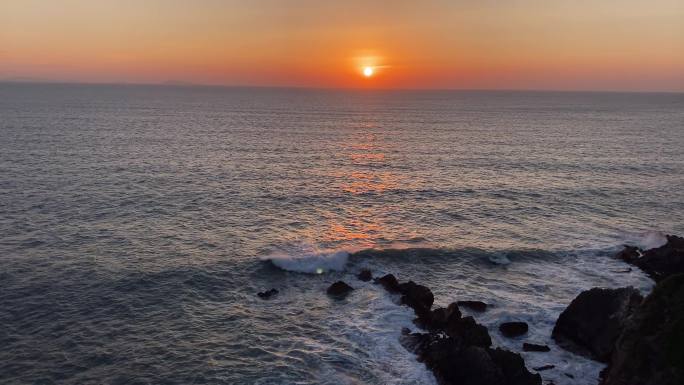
[1, 0, 683, 91]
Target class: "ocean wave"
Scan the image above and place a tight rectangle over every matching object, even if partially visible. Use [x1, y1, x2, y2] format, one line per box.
[266, 246, 349, 274]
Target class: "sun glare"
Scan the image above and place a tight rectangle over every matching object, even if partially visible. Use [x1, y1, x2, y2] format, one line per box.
[363, 67, 374, 77]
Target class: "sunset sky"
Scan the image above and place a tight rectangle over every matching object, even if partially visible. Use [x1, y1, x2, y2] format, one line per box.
[2, 0, 683, 91]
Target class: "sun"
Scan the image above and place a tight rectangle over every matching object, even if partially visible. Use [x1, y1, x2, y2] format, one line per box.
[363, 66, 374, 77]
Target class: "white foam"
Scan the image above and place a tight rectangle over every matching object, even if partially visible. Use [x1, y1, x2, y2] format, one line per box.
[266, 246, 349, 274]
[634, 230, 667, 250]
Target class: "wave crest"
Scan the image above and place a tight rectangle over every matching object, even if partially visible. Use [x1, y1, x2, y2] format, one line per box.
[266, 246, 349, 274]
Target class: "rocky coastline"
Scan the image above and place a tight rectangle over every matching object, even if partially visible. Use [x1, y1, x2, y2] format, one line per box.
[260, 234, 684, 385]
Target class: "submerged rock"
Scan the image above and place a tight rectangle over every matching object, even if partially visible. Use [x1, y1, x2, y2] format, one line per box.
[457, 300, 488, 312]
[533, 365, 555, 371]
[357, 268, 372, 282]
[257, 288, 278, 299]
[552, 287, 642, 362]
[326, 281, 354, 297]
[600, 274, 684, 385]
[499, 322, 528, 338]
[523, 343, 550, 352]
[614, 235, 684, 282]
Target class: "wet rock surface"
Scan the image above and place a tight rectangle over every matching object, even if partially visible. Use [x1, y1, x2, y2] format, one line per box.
[326, 281, 354, 297]
[499, 322, 529, 338]
[381, 274, 540, 385]
[375, 273, 401, 293]
[600, 273, 684, 385]
[457, 300, 488, 312]
[615, 235, 684, 282]
[552, 287, 642, 362]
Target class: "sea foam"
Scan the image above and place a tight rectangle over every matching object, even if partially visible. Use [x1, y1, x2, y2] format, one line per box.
[634, 230, 668, 250]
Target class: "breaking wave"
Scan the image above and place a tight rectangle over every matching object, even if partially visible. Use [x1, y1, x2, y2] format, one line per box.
[266, 245, 350, 273]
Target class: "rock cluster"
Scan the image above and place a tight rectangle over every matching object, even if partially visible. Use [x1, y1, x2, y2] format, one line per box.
[373, 274, 541, 385]
[549, 234, 684, 385]
[263, 233, 684, 385]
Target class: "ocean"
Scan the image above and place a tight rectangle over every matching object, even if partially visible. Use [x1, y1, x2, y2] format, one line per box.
[1, 83, 683, 385]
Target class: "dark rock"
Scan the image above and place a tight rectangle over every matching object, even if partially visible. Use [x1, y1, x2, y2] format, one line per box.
[636, 235, 684, 282]
[523, 343, 550, 352]
[405, 335, 541, 385]
[457, 300, 488, 312]
[615, 245, 641, 264]
[552, 287, 642, 362]
[533, 365, 555, 371]
[564, 373, 574, 379]
[399, 330, 432, 355]
[500, 322, 529, 338]
[326, 281, 354, 297]
[257, 288, 278, 299]
[357, 268, 372, 282]
[388, 273, 539, 385]
[399, 281, 434, 313]
[445, 315, 492, 348]
[375, 274, 401, 293]
[488, 347, 543, 385]
[415, 302, 462, 331]
[614, 235, 684, 282]
[600, 274, 684, 385]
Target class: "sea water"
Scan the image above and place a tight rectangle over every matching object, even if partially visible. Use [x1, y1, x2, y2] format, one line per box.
[1, 83, 683, 384]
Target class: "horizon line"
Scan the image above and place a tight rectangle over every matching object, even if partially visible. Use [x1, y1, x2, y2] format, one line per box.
[1, 78, 683, 95]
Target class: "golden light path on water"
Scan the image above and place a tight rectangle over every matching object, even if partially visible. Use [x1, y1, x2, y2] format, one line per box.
[302, 122, 424, 251]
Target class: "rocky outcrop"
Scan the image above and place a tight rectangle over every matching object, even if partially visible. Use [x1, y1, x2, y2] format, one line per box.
[399, 281, 435, 315]
[600, 274, 684, 385]
[327, 281, 354, 298]
[375, 273, 401, 293]
[457, 300, 488, 312]
[401, 332, 541, 385]
[257, 288, 278, 299]
[414, 302, 462, 331]
[552, 287, 643, 362]
[615, 235, 684, 281]
[499, 322, 528, 338]
[383, 274, 540, 385]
